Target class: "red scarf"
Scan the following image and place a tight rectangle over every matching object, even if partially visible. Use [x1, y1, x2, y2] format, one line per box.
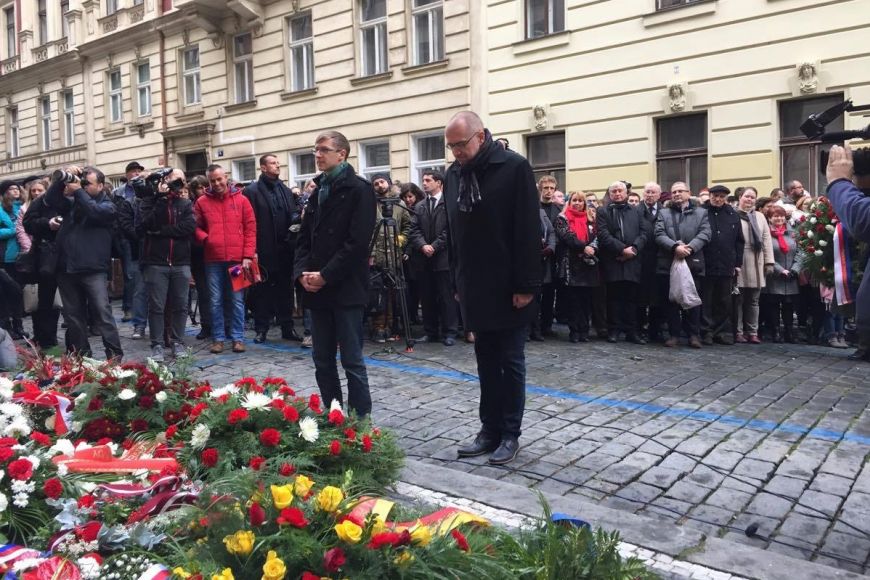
[565, 206, 589, 243]
[770, 224, 789, 255]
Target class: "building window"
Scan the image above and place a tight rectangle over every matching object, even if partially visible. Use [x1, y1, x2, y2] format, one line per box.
[290, 151, 317, 189]
[37, 0, 48, 45]
[108, 68, 123, 124]
[106, 0, 118, 15]
[412, 134, 446, 184]
[526, 132, 566, 188]
[133, 0, 143, 5]
[7, 107, 19, 158]
[526, 0, 564, 39]
[359, 0, 387, 77]
[657, 0, 706, 10]
[181, 46, 201, 106]
[360, 141, 391, 181]
[779, 94, 844, 195]
[656, 114, 707, 194]
[60, 0, 69, 39]
[39, 96, 51, 151]
[411, 0, 443, 65]
[232, 32, 254, 104]
[4, 5, 15, 59]
[232, 158, 256, 184]
[287, 12, 314, 92]
[61, 89, 74, 146]
[135, 61, 151, 117]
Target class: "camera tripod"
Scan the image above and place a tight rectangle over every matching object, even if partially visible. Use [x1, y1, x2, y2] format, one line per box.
[368, 202, 415, 352]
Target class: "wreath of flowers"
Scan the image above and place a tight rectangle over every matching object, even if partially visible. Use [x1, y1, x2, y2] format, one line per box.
[794, 196, 866, 289]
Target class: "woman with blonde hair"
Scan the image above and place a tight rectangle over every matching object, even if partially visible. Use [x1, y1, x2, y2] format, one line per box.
[553, 191, 599, 342]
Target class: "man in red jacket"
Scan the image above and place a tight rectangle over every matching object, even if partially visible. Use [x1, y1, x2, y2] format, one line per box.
[194, 164, 257, 354]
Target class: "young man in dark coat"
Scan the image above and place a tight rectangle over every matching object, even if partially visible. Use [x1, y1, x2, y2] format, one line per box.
[701, 185, 744, 345]
[444, 111, 541, 465]
[596, 181, 650, 344]
[244, 154, 302, 344]
[294, 131, 376, 418]
[536, 176, 561, 337]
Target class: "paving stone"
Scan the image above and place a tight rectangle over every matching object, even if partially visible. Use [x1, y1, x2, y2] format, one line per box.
[732, 458, 776, 480]
[763, 475, 809, 499]
[794, 489, 844, 518]
[744, 492, 794, 520]
[664, 480, 712, 504]
[777, 512, 830, 544]
[640, 466, 686, 489]
[818, 532, 870, 572]
[705, 487, 753, 512]
[808, 472, 854, 497]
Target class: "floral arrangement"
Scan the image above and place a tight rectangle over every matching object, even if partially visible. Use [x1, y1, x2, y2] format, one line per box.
[794, 195, 865, 288]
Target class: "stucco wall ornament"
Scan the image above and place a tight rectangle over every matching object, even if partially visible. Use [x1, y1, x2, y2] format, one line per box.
[533, 104, 548, 131]
[797, 61, 818, 94]
[667, 81, 687, 112]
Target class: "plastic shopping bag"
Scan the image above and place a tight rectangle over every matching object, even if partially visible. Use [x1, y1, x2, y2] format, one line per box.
[669, 259, 702, 310]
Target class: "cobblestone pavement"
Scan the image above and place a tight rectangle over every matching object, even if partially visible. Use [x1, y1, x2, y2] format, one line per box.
[72, 308, 870, 575]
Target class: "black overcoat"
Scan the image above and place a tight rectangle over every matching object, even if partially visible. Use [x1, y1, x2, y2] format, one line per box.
[595, 202, 650, 283]
[408, 196, 449, 272]
[244, 174, 299, 269]
[702, 202, 744, 277]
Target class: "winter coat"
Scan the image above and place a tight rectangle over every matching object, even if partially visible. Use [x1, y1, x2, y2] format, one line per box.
[370, 197, 411, 269]
[0, 202, 19, 263]
[293, 164, 376, 309]
[22, 195, 59, 244]
[45, 179, 116, 274]
[596, 202, 650, 283]
[539, 209, 557, 285]
[194, 184, 257, 264]
[111, 193, 137, 260]
[655, 200, 712, 276]
[764, 226, 801, 296]
[136, 195, 196, 267]
[702, 202, 744, 277]
[15, 203, 31, 253]
[826, 178, 870, 334]
[409, 194, 449, 272]
[736, 210, 774, 289]
[444, 143, 541, 332]
[554, 214, 599, 287]
[243, 174, 300, 269]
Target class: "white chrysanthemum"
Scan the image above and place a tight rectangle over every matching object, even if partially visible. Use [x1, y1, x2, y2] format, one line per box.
[155, 391, 167, 403]
[13, 492, 29, 507]
[190, 424, 210, 448]
[0, 377, 13, 400]
[118, 388, 137, 400]
[25, 455, 40, 470]
[110, 368, 138, 379]
[77, 557, 101, 580]
[80, 482, 97, 494]
[57, 464, 68, 476]
[814, 249, 824, 256]
[4, 417, 31, 438]
[818, 239, 828, 247]
[241, 392, 271, 411]
[298, 416, 319, 443]
[210, 384, 239, 399]
[807, 231, 814, 239]
[11, 480, 35, 494]
[12, 557, 44, 572]
[329, 399, 343, 413]
[0, 402, 23, 417]
[0, 492, 7, 511]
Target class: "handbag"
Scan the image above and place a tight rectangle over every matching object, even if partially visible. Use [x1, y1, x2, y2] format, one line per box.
[37, 239, 59, 277]
[15, 250, 37, 274]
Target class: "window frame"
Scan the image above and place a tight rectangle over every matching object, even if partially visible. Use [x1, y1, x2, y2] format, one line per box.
[232, 32, 255, 104]
[778, 93, 845, 195]
[525, 131, 566, 190]
[656, 0, 707, 11]
[289, 150, 318, 189]
[411, 132, 446, 184]
[287, 12, 315, 92]
[4, 5, 15, 59]
[232, 157, 257, 184]
[107, 67, 123, 124]
[655, 113, 708, 195]
[106, 0, 118, 16]
[7, 106, 19, 158]
[60, 0, 69, 39]
[359, 140, 391, 181]
[411, 0, 444, 66]
[181, 46, 201, 107]
[358, 0, 388, 77]
[38, 95, 52, 151]
[135, 60, 151, 118]
[37, 0, 48, 46]
[525, 0, 565, 40]
[61, 89, 74, 147]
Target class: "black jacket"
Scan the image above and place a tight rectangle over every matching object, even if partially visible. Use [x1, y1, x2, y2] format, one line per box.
[110, 193, 137, 260]
[22, 195, 59, 243]
[596, 202, 650, 283]
[444, 144, 541, 332]
[702, 202, 744, 277]
[293, 164, 376, 309]
[136, 195, 196, 266]
[409, 195, 449, 272]
[554, 214, 599, 287]
[243, 174, 299, 268]
[45, 178, 116, 274]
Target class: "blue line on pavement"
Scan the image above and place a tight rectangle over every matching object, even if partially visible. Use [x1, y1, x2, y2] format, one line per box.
[183, 334, 870, 447]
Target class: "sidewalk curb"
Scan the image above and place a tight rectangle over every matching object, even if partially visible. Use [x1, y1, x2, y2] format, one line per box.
[400, 459, 864, 580]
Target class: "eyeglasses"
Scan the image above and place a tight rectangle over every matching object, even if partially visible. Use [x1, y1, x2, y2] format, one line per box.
[445, 133, 479, 150]
[312, 147, 338, 155]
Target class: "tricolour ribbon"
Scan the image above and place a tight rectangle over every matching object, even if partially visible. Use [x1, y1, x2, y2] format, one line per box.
[136, 564, 170, 580]
[11, 391, 72, 436]
[833, 222, 854, 306]
[347, 498, 488, 535]
[0, 545, 42, 573]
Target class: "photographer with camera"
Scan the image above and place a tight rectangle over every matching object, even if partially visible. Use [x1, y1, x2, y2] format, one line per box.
[243, 154, 301, 344]
[135, 168, 195, 362]
[45, 165, 123, 360]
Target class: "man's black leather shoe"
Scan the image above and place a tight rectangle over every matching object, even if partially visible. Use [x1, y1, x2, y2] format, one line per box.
[488, 437, 520, 465]
[442, 336, 456, 346]
[847, 348, 870, 362]
[282, 329, 303, 342]
[254, 331, 268, 344]
[457, 434, 500, 458]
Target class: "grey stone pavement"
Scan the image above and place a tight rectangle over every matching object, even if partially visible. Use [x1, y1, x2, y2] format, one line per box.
[65, 306, 870, 576]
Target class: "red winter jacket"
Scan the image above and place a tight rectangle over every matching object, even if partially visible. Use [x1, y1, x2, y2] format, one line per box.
[194, 184, 257, 263]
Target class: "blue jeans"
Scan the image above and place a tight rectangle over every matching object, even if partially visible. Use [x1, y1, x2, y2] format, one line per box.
[310, 306, 371, 418]
[205, 262, 245, 342]
[823, 311, 845, 339]
[474, 327, 527, 440]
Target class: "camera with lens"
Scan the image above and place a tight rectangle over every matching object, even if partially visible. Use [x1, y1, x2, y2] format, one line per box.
[51, 169, 79, 184]
[131, 167, 174, 199]
[378, 197, 406, 219]
[801, 99, 870, 176]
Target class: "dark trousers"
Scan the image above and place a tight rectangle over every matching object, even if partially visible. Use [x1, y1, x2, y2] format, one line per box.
[404, 262, 421, 323]
[474, 327, 526, 440]
[57, 272, 123, 359]
[761, 293, 795, 338]
[191, 260, 212, 332]
[310, 306, 371, 418]
[144, 265, 190, 348]
[538, 282, 557, 331]
[420, 268, 457, 338]
[249, 264, 295, 334]
[606, 281, 639, 336]
[591, 284, 607, 334]
[657, 273, 703, 339]
[119, 239, 134, 312]
[32, 274, 60, 347]
[798, 284, 824, 341]
[0, 264, 24, 323]
[702, 276, 735, 339]
[565, 285, 593, 336]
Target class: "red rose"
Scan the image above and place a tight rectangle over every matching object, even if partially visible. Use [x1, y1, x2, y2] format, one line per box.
[43, 478, 63, 499]
[330, 440, 341, 456]
[362, 435, 373, 453]
[30, 432, 51, 446]
[328, 409, 345, 426]
[368, 531, 403, 549]
[451, 529, 470, 552]
[165, 425, 178, 439]
[279, 462, 296, 477]
[282, 406, 299, 422]
[323, 547, 346, 573]
[344, 428, 357, 441]
[77, 521, 102, 542]
[248, 502, 266, 526]
[201, 448, 219, 467]
[301, 573, 320, 580]
[259, 428, 281, 447]
[7, 458, 33, 480]
[249, 456, 265, 470]
[130, 419, 149, 432]
[0, 447, 12, 462]
[228, 408, 249, 425]
[308, 394, 322, 413]
[77, 495, 96, 508]
[276, 507, 308, 528]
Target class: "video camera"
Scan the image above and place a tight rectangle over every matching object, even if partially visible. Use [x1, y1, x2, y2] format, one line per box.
[800, 99, 870, 175]
[377, 197, 409, 220]
[131, 167, 184, 199]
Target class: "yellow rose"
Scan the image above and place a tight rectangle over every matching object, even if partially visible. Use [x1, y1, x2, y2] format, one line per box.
[316, 486, 344, 513]
[410, 523, 431, 547]
[294, 475, 314, 497]
[223, 530, 255, 556]
[173, 568, 192, 579]
[261, 550, 286, 580]
[270, 484, 294, 509]
[212, 568, 234, 580]
[334, 520, 363, 544]
[393, 551, 415, 566]
[371, 516, 387, 535]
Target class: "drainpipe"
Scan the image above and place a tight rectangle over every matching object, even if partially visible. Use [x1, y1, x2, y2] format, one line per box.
[158, 1, 168, 165]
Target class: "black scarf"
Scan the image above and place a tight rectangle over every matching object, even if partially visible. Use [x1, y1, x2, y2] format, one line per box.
[739, 209, 762, 253]
[608, 201, 629, 242]
[457, 129, 496, 213]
